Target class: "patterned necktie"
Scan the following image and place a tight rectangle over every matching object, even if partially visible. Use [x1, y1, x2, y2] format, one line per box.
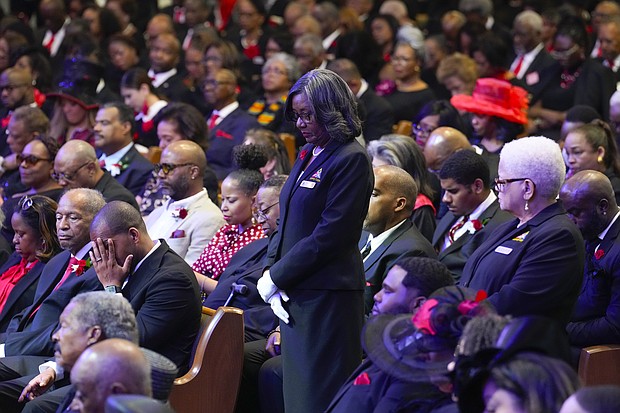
[449, 215, 470, 244]
[360, 239, 372, 259]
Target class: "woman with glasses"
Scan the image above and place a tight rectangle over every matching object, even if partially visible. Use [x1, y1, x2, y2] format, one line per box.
[460, 136, 584, 326]
[192, 144, 266, 296]
[0, 195, 61, 333]
[412, 100, 469, 149]
[247, 53, 300, 134]
[1, 136, 63, 245]
[528, 16, 615, 141]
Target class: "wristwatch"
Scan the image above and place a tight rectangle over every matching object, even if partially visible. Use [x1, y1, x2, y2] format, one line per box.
[104, 285, 122, 293]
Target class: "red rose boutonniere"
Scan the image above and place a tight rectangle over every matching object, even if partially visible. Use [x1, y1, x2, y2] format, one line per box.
[353, 372, 371, 385]
[471, 219, 482, 231]
[172, 208, 188, 219]
[595, 249, 605, 260]
[299, 149, 308, 160]
[71, 257, 92, 276]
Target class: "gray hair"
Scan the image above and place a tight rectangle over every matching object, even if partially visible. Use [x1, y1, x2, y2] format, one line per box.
[294, 34, 324, 57]
[12, 106, 49, 135]
[459, 0, 492, 17]
[265, 52, 301, 84]
[69, 292, 139, 343]
[499, 136, 565, 201]
[514, 10, 543, 33]
[285, 69, 362, 142]
[394, 38, 425, 67]
[61, 188, 106, 218]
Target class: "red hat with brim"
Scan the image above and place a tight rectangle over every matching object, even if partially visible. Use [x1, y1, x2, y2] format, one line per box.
[450, 77, 529, 125]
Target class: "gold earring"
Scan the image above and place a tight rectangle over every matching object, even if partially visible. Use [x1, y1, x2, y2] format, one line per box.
[598, 156, 604, 163]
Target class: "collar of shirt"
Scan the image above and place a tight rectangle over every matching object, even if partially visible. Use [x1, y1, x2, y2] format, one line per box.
[99, 142, 134, 166]
[598, 209, 620, 241]
[123, 240, 161, 289]
[441, 191, 497, 251]
[604, 54, 620, 72]
[512, 43, 544, 78]
[590, 39, 602, 58]
[322, 29, 341, 50]
[147, 68, 178, 88]
[75, 243, 92, 261]
[469, 191, 497, 222]
[43, 18, 69, 56]
[216, 101, 240, 120]
[136, 100, 168, 121]
[166, 188, 207, 211]
[357, 79, 369, 98]
[364, 219, 407, 260]
[485, 16, 494, 31]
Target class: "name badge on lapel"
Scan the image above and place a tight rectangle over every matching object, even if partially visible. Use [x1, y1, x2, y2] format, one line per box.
[300, 180, 316, 189]
[494, 246, 513, 255]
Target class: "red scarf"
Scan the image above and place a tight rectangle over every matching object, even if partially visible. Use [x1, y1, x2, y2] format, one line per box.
[0, 258, 37, 314]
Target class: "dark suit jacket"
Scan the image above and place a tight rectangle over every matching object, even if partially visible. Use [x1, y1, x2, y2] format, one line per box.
[517, 47, 556, 98]
[0, 253, 45, 333]
[206, 107, 261, 180]
[112, 145, 154, 196]
[121, 240, 201, 373]
[432, 200, 512, 283]
[360, 221, 436, 313]
[359, 88, 394, 142]
[568, 217, 620, 347]
[460, 202, 584, 325]
[204, 238, 277, 341]
[3, 250, 103, 357]
[153, 71, 193, 104]
[95, 171, 140, 210]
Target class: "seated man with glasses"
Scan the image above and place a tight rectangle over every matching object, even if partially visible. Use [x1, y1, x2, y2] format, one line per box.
[53, 140, 139, 210]
[145, 140, 225, 265]
[204, 68, 260, 180]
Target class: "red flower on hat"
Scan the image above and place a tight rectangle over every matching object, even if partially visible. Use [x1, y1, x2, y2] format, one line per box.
[300, 149, 308, 160]
[353, 372, 371, 386]
[412, 298, 439, 335]
[595, 249, 605, 260]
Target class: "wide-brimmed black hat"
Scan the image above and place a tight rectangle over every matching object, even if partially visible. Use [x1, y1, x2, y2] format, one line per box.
[47, 58, 102, 110]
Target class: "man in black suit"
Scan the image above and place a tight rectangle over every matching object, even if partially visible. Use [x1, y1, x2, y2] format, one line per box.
[598, 17, 620, 81]
[0, 188, 106, 379]
[35, 0, 70, 69]
[94, 102, 153, 196]
[560, 171, 620, 354]
[359, 165, 436, 313]
[54, 140, 139, 209]
[90, 200, 201, 373]
[510, 10, 556, 96]
[147, 33, 193, 103]
[204, 69, 260, 180]
[433, 150, 512, 282]
[327, 59, 394, 142]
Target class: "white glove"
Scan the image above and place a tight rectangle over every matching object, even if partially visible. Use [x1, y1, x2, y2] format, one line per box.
[257, 270, 278, 302]
[269, 291, 290, 324]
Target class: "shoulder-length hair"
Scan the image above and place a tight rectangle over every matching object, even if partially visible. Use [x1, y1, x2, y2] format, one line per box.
[14, 195, 61, 262]
[284, 69, 361, 143]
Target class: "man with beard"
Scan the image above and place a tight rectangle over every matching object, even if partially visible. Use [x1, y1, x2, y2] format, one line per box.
[144, 140, 225, 265]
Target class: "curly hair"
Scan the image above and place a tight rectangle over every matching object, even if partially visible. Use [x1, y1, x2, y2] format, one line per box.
[394, 256, 454, 297]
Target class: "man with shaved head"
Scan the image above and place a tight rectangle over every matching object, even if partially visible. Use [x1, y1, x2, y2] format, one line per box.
[145, 140, 225, 265]
[145, 14, 175, 47]
[560, 170, 620, 355]
[54, 140, 138, 209]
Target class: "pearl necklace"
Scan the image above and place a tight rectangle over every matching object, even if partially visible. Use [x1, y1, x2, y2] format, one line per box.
[312, 146, 325, 157]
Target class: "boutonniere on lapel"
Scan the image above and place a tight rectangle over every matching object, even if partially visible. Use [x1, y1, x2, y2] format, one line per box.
[71, 257, 92, 276]
[464, 218, 490, 234]
[310, 168, 322, 182]
[142, 119, 154, 132]
[172, 207, 188, 219]
[109, 160, 129, 177]
[595, 249, 605, 260]
[512, 231, 530, 242]
[353, 371, 371, 386]
[299, 149, 308, 160]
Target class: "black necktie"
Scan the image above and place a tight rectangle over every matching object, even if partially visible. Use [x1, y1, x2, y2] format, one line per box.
[361, 239, 372, 259]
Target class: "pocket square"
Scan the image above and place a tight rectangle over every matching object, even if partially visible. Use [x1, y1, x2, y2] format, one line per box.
[171, 229, 186, 238]
[353, 372, 371, 385]
[215, 129, 234, 140]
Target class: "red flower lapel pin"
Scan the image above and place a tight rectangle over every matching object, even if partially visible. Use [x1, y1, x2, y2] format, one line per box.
[299, 149, 308, 160]
[595, 249, 605, 260]
[353, 371, 371, 385]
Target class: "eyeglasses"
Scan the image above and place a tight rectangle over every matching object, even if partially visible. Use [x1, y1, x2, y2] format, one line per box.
[412, 123, 435, 137]
[0, 83, 27, 93]
[391, 55, 414, 64]
[18, 195, 33, 210]
[17, 154, 52, 166]
[262, 66, 287, 76]
[154, 162, 195, 175]
[291, 111, 313, 123]
[550, 45, 579, 59]
[493, 177, 529, 192]
[52, 161, 91, 182]
[254, 201, 279, 221]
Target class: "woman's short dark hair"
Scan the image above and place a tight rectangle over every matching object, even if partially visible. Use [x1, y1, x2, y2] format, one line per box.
[470, 32, 509, 70]
[415, 100, 468, 134]
[14, 195, 62, 262]
[228, 144, 267, 196]
[153, 102, 208, 151]
[11, 47, 52, 92]
[284, 69, 362, 143]
[121, 67, 155, 94]
[266, 30, 295, 55]
[555, 15, 589, 49]
[35, 134, 60, 162]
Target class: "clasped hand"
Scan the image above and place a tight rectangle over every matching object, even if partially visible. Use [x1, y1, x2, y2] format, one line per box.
[257, 270, 290, 324]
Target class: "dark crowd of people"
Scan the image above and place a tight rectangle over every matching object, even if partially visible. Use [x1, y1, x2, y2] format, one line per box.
[0, 0, 619, 412]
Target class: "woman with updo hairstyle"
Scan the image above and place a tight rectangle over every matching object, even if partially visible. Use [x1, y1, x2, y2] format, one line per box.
[192, 144, 267, 296]
[367, 134, 437, 241]
[137, 102, 218, 215]
[243, 127, 291, 179]
[436, 52, 478, 97]
[0, 195, 61, 333]
[120, 67, 168, 148]
[563, 120, 620, 203]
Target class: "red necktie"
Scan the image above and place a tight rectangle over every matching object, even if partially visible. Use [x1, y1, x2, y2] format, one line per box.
[598, 46, 603, 58]
[208, 113, 220, 129]
[29, 256, 79, 319]
[44, 33, 55, 53]
[449, 215, 469, 244]
[513, 55, 525, 77]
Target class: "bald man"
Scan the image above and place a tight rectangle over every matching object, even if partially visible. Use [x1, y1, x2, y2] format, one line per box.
[145, 141, 225, 265]
[147, 33, 192, 103]
[70, 339, 151, 413]
[145, 14, 175, 47]
[53, 140, 139, 209]
[560, 170, 620, 355]
[0, 69, 35, 114]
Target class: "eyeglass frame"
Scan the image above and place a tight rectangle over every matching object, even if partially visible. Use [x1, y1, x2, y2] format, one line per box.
[52, 161, 92, 182]
[493, 177, 529, 192]
[154, 162, 195, 175]
[290, 111, 313, 124]
[17, 154, 52, 166]
[550, 44, 579, 60]
[254, 201, 279, 221]
[411, 123, 435, 137]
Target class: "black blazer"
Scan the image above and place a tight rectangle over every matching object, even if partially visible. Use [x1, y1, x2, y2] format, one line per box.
[359, 88, 395, 142]
[112, 145, 154, 196]
[359, 221, 436, 313]
[94, 171, 141, 210]
[460, 202, 584, 325]
[0, 253, 45, 334]
[568, 216, 620, 347]
[516, 47, 556, 98]
[432, 200, 512, 283]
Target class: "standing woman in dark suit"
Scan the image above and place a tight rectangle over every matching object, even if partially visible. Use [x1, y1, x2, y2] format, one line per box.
[257, 69, 374, 413]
